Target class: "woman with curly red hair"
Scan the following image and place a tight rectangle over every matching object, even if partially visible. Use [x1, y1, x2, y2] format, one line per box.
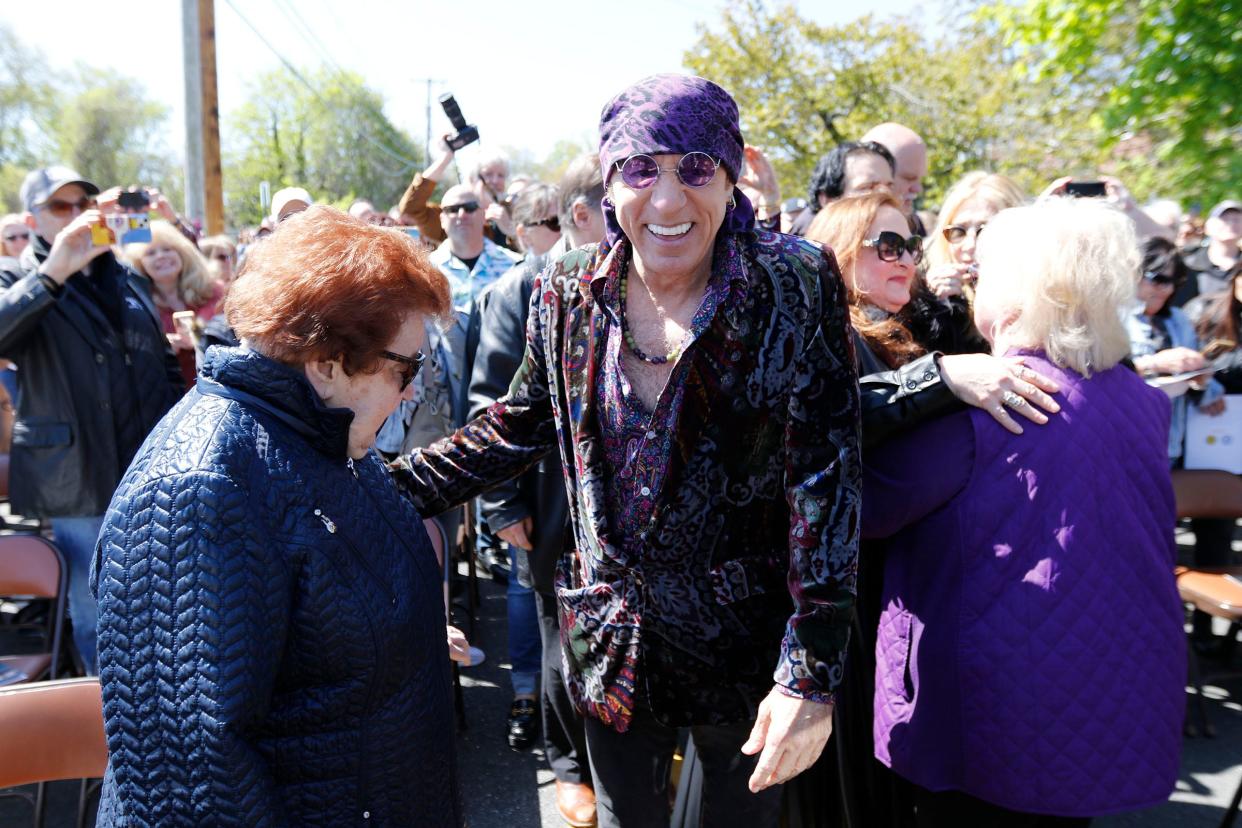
[94, 206, 464, 826]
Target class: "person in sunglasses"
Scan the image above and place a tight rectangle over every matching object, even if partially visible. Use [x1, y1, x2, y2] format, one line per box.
[0, 166, 184, 675]
[0, 213, 30, 262]
[93, 206, 467, 827]
[924, 172, 1026, 304]
[1131, 238, 1233, 653]
[392, 73, 859, 827]
[861, 197, 1184, 825]
[511, 183, 563, 258]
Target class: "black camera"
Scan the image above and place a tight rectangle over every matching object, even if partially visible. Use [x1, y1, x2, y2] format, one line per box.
[117, 189, 151, 210]
[439, 93, 480, 151]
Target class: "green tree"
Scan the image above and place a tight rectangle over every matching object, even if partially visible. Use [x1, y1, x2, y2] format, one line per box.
[683, 1, 1112, 208]
[983, 0, 1242, 205]
[224, 66, 423, 228]
[52, 70, 182, 208]
[0, 25, 179, 213]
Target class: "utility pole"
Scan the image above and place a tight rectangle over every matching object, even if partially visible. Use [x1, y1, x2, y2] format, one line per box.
[182, 0, 204, 226]
[199, 0, 224, 235]
[414, 78, 444, 163]
[183, 0, 224, 234]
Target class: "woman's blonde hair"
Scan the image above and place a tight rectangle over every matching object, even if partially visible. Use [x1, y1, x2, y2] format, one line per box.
[805, 191, 925, 368]
[974, 198, 1137, 377]
[926, 172, 1026, 269]
[125, 221, 216, 306]
[198, 234, 236, 261]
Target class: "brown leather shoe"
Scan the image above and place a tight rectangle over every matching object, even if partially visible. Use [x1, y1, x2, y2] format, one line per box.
[555, 779, 597, 827]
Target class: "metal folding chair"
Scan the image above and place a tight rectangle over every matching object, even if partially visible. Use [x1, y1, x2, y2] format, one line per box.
[1170, 469, 1242, 738]
[0, 534, 68, 686]
[0, 677, 108, 828]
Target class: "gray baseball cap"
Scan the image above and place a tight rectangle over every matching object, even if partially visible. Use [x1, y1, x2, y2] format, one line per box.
[1209, 200, 1242, 220]
[20, 166, 100, 211]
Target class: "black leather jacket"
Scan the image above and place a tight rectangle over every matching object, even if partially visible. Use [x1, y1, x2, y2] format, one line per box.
[0, 239, 183, 517]
[857, 340, 960, 450]
[467, 250, 569, 595]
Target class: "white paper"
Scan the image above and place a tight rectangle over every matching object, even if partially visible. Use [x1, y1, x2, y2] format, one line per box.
[1184, 394, 1242, 474]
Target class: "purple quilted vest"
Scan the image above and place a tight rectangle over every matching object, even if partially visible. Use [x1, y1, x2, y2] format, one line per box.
[871, 355, 1185, 816]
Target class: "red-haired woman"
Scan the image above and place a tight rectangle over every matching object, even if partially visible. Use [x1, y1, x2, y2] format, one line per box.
[93, 206, 464, 826]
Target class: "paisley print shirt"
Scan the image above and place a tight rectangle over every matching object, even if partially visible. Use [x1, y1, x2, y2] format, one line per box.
[594, 251, 737, 550]
[393, 231, 862, 732]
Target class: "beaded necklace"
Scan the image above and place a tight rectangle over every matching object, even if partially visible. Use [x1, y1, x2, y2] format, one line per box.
[618, 255, 684, 365]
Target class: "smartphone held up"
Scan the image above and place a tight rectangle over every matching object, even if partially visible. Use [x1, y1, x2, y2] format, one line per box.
[92, 188, 154, 246]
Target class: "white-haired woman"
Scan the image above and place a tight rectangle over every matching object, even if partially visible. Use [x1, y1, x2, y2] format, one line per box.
[126, 220, 223, 386]
[862, 198, 1184, 825]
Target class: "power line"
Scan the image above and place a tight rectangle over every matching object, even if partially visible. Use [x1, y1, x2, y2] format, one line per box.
[265, 0, 421, 171]
[218, 0, 418, 174]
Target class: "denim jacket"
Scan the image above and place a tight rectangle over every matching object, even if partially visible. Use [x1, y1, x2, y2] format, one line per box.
[1125, 304, 1224, 460]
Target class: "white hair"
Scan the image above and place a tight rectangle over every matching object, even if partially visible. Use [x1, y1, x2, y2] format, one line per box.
[469, 150, 510, 183]
[975, 198, 1138, 377]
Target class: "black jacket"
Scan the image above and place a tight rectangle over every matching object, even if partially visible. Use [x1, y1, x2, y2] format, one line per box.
[467, 252, 569, 595]
[0, 238, 183, 517]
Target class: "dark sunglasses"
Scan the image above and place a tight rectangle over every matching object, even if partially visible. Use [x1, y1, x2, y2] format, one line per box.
[37, 197, 94, 217]
[863, 230, 924, 264]
[3, 230, 29, 242]
[614, 152, 722, 189]
[382, 349, 426, 391]
[522, 216, 560, 232]
[942, 223, 985, 244]
[1142, 271, 1180, 287]
[443, 201, 480, 215]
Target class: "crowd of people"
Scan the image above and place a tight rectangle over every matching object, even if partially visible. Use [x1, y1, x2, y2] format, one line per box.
[1, 70, 1240, 828]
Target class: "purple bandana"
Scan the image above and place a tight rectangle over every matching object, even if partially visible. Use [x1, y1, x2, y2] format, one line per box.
[598, 73, 755, 247]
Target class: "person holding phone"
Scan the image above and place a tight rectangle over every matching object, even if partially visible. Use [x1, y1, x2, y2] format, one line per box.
[124, 221, 224, 387]
[0, 166, 183, 674]
[1040, 175, 1173, 243]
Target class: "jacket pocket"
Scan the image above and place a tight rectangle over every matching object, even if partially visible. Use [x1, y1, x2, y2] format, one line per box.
[12, 418, 73, 448]
[877, 608, 919, 705]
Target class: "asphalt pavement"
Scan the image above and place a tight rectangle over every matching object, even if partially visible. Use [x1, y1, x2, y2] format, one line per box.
[8, 535, 1240, 827]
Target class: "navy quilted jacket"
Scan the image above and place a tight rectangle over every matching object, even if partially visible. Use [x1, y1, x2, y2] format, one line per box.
[93, 347, 461, 827]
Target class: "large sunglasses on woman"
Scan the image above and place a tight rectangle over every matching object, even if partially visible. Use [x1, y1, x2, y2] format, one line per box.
[862, 230, 924, 265]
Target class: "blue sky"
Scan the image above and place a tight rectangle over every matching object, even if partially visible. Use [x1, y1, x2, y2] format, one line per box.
[3, 0, 925, 167]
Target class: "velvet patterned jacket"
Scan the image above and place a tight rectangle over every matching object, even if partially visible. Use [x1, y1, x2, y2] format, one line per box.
[393, 230, 862, 731]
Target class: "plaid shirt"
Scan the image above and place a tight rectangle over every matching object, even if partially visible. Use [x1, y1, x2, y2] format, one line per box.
[394, 231, 861, 731]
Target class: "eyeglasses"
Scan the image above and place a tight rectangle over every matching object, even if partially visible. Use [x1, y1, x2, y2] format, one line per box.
[521, 216, 560, 232]
[942, 223, 986, 244]
[862, 230, 924, 264]
[2, 231, 29, 243]
[1142, 271, 1179, 287]
[442, 201, 480, 215]
[36, 197, 94, 217]
[382, 349, 426, 391]
[614, 152, 722, 189]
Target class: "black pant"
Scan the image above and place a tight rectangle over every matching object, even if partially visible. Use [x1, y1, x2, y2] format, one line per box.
[535, 590, 591, 785]
[583, 704, 781, 828]
[913, 786, 1092, 828]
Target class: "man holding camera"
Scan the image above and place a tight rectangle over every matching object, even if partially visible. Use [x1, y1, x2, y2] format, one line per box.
[0, 166, 183, 674]
[398, 137, 518, 251]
